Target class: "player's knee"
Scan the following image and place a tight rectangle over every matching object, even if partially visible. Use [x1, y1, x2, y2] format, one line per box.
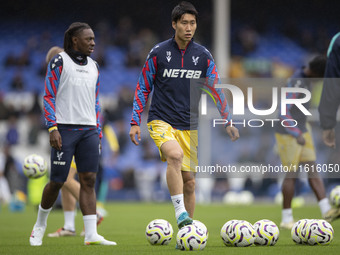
[166, 149, 184, 165]
[49, 181, 64, 191]
[184, 178, 195, 194]
[79, 173, 96, 189]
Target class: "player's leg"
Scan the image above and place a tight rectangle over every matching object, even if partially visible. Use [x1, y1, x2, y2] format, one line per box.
[30, 126, 76, 246]
[182, 171, 195, 217]
[47, 186, 77, 237]
[147, 120, 192, 228]
[161, 140, 184, 196]
[281, 171, 297, 228]
[76, 129, 116, 245]
[305, 162, 339, 221]
[30, 149, 73, 245]
[275, 133, 300, 229]
[306, 163, 327, 201]
[178, 129, 198, 219]
[282, 171, 298, 209]
[48, 165, 78, 237]
[63, 166, 80, 200]
[300, 125, 338, 221]
[161, 140, 192, 227]
[306, 165, 332, 216]
[78, 171, 97, 215]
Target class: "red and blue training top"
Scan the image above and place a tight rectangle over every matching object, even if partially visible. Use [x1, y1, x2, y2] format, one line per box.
[130, 37, 231, 130]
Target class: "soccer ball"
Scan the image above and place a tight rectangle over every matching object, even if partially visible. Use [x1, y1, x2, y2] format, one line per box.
[306, 219, 334, 245]
[220, 220, 255, 247]
[330, 186, 340, 207]
[220, 219, 240, 246]
[145, 219, 173, 245]
[176, 224, 207, 251]
[253, 219, 279, 246]
[291, 219, 313, 244]
[22, 154, 48, 179]
[192, 220, 208, 239]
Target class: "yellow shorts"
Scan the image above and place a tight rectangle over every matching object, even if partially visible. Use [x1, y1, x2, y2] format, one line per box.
[275, 126, 316, 169]
[147, 120, 198, 172]
[70, 157, 77, 169]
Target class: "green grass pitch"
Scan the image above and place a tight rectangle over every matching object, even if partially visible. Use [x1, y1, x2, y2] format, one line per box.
[0, 202, 339, 254]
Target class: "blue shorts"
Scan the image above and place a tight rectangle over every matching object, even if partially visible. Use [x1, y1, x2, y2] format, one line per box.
[50, 125, 100, 182]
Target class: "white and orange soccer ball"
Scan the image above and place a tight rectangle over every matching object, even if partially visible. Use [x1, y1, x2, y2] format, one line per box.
[22, 154, 47, 179]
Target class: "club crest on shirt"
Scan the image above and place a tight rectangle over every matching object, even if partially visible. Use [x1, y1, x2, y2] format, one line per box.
[56, 151, 64, 160]
[192, 56, 199, 65]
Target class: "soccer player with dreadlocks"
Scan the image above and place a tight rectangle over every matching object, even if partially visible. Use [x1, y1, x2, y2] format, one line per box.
[29, 22, 116, 246]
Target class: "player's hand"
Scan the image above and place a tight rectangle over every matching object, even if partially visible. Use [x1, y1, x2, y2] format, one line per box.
[226, 125, 239, 141]
[322, 129, 336, 149]
[296, 134, 306, 146]
[129, 125, 141, 145]
[49, 130, 62, 150]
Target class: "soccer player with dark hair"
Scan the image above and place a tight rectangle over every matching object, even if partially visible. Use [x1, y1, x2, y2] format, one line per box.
[44, 46, 105, 238]
[275, 55, 337, 228]
[129, 1, 239, 230]
[29, 22, 116, 246]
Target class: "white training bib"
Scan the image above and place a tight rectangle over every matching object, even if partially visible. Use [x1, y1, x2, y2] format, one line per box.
[56, 52, 98, 126]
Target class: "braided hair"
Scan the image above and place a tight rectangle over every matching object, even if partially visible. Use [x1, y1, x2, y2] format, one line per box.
[63, 22, 91, 54]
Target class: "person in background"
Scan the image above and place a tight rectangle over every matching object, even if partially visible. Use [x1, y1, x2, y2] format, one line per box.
[275, 55, 338, 228]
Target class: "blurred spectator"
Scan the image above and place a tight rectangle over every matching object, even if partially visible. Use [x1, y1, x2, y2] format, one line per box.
[6, 113, 19, 145]
[5, 49, 30, 67]
[126, 28, 158, 67]
[93, 45, 107, 68]
[95, 20, 113, 46]
[106, 86, 134, 121]
[3, 144, 24, 193]
[0, 146, 11, 204]
[115, 120, 129, 153]
[37, 31, 53, 53]
[0, 93, 9, 120]
[113, 16, 134, 49]
[10, 71, 25, 91]
[4, 52, 17, 66]
[27, 91, 43, 145]
[237, 25, 259, 55]
[282, 18, 299, 42]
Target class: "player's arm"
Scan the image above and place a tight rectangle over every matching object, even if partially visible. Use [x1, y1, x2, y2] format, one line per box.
[319, 36, 340, 148]
[205, 58, 239, 141]
[129, 54, 157, 145]
[44, 55, 63, 150]
[95, 64, 102, 139]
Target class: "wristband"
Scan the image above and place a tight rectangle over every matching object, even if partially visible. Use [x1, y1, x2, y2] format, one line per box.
[48, 126, 58, 133]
